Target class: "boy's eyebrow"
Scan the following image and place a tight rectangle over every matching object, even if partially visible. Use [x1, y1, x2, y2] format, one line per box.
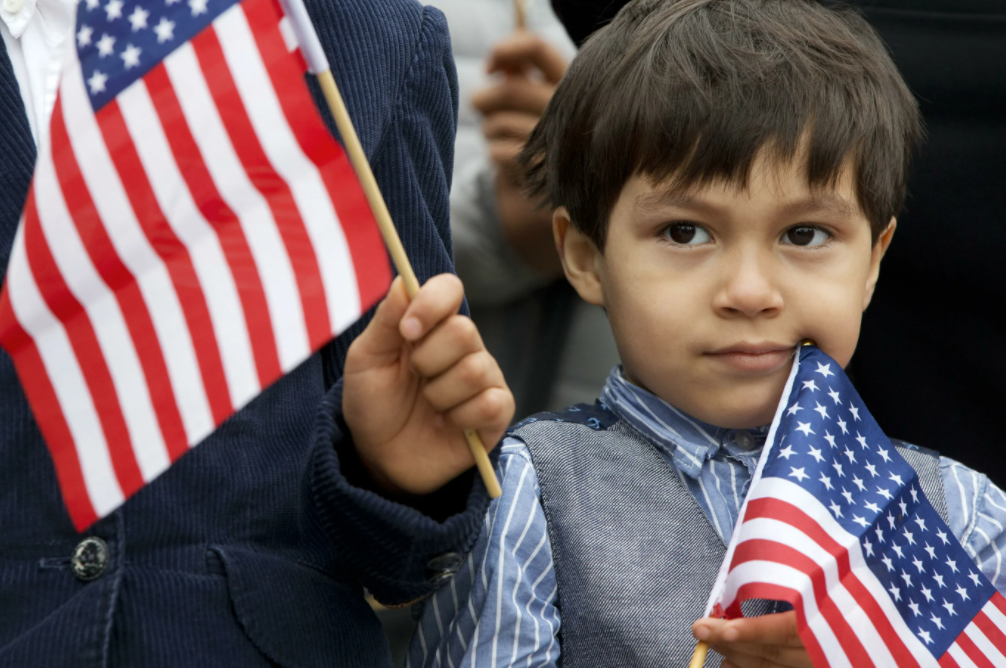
[635, 190, 858, 219]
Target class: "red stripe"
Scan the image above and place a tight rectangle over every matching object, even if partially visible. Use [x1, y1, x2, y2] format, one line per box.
[745, 497, 923, 668]
[20, 181, 145, 498]
[957, 631, 997, 668]
[730, 539, 876, 668]
[51, 102, 187, 462]
[991, 592, 1006, 619]
[939, 651, 962, 668]
[92, 99, 233, 428]
[143, 62, 282, 390]
[192, 24, 331, 356]
[973, 610, 1006, 658]
[730, 581, 831, 668]
[0, 270, 99, 530]
[241, 0, 391, 318]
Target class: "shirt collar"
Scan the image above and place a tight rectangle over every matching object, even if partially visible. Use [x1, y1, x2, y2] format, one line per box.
[600, 366, 768, 479]
[1, 0, 73, 41]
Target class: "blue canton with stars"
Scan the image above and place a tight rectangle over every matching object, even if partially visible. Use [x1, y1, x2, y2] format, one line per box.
[764, 346, 996, 657]
[75, 0, 239, 110]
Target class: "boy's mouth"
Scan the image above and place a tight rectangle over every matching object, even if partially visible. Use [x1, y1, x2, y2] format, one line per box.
[704, 343, 796, 373]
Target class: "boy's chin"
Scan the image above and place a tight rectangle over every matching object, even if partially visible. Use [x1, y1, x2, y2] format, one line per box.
[696, 392, 783, 429]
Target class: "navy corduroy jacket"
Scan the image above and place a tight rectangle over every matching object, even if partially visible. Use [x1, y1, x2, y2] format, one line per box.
[0, 1, 491, 666]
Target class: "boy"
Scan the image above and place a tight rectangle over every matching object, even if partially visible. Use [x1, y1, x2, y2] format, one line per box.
[356, 0, 1006, 666]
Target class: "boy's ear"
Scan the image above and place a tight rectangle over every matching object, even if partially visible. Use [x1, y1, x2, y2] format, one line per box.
[863, 217, 897, 311]
[553, 207, 605, 307]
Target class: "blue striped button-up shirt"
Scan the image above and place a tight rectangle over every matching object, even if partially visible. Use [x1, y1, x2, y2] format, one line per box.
[408, 367, 1006, 668]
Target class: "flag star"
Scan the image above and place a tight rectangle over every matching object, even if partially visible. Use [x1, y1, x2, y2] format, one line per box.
[166, 0, 181, 4]
[120, 43, 141, 68]
[796, 422, 814, 437]
[908, 599, 921, 617]
[865, 462, 879, 478]
[956, 585, 970, 602]
[875, 526, 885, 543]
[890, 472, 904, 487]
[849, 404, 861, 421]
[942, 599, 957, 617]
[814, 402, 829, 419]
[829, 501, 844, 518]
[816, 362, 834, 378]
[852, 515, 870, 528]
[887, 512, 897, 529]
[856, 433, 869, 449]
[936, 528, 950, 545]
[933, 572, 946, 589]
[104, 0, 123, 20]
[85, 0, 99, 8]
[918, 629, 933, 645]
[808, 446, 825, 464]
[946, 558, 959, 574]
[921, 585, 934, 602]
[843, 448, 857, 464]
[189, 0, 208, 15]
[863, 537, 874, 556]
[865, 501, 881, 514]
[888, 583, 901, 601]
[878, 447, 892, 463]
[837, 418, 849, 435]
[892, 544, 904, 559]
[97, 32, 115, 56]
[803, 380, 819, 392]
[824, 432, 837, 449]
[828, 388, 841, 405]
[832, 460, 845, 478]
[818, 473, 833, 491]
[787, 403, 803, 416]
[778, 444, 797, 460]
[128, 5, 148, 30]
[910, 486, 920, 503]
[968, 571, 981, 587]
[77, 24, 93, 46]
[853, 476, 866, 493]
[153, 17, 174, 42]
[789, 467, 809, 483]
[912, 556, 925, 573]
[930, 614, 944, 631]
[901, 570, 913, 588]
[898, 500, 909, 516]
[86, 69, 108, 93]
[914, 517, 927, 532]
[924, 544, 936, 560]
[881, 554, 895, 572]
[841, 488, 854, 505]
[877, 487, 893, 501]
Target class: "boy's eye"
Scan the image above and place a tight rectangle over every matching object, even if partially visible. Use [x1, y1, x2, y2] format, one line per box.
[665, 223, 711, 245]
[782, 226, 830, 247]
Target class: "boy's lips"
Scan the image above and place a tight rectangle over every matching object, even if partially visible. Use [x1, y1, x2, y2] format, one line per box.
[704, 343, 796, 373]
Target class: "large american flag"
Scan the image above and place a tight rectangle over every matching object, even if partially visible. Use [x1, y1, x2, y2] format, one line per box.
[0, 0, 390, 530]
[705, 345, 1006, 668]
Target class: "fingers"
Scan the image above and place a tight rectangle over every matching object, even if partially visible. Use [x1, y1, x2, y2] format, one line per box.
[346, 277, 409, 361]
[486, 32, 568, 83]
[398, 273, 466, 343]
[483, 111, 540, 143]
[422, 350, 504, 412]
[693, 613, 801, 647]
[472, 76, 555, 117]
[714, 643, 812, 668]
[411, 315, 485, 379]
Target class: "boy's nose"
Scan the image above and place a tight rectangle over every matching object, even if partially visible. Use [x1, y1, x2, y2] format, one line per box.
[712, 252, 783, 318]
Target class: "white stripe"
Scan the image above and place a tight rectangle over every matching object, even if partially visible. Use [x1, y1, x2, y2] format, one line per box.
[215, 6, 362, 340]
[494, 463, 531, 668]
[979, 513, 1006, 533]
[6, 226, 125, 516]
[696, 475, 725, 540]
[665, 401, 720, 446]
[278, 16, 297, 53]
[46, 72, 171, 481]
[743, 478, 940, 666]
[722, 560, 854, 668]
[163, 42, 309, 380]
[952, 464, 973, 538]
[118, 80, 257, 426]
[58, 57, 211, 452]
[947, 642, 981, 668]
[532, 584, 558, 668]
[973, 526, 1002, 587]
[985, 493, 1006, 514]
[985, 599, 1006, 631]
[963, 621, 1006, 667]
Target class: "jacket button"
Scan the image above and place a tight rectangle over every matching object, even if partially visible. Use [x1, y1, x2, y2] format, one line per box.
[71, 537, 109, 581]
[2, 0, 23, 14]
[425, 551, 463, 587]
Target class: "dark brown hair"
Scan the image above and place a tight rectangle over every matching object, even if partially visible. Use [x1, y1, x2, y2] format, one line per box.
[520, 0, 923, 248]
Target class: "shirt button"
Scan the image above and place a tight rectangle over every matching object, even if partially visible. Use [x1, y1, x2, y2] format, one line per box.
[71, 537, 109, 581]
[733, 430, 755, 450]
[2, 0, 23, 14]
[425, 551, 463, 587]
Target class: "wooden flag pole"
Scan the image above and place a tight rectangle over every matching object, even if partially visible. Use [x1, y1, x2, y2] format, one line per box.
[315, 69, 502, 499]
[514, 0, 526, 29]
[688, 641, 709, 667]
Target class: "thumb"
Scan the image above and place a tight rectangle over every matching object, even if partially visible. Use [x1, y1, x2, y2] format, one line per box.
[350, 277, 410, 360]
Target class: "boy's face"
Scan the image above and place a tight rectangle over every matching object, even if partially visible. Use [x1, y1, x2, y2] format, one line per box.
[556, 152, 895, 429]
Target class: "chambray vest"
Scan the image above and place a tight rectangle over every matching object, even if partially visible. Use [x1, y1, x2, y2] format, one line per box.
[513, 403, 948, 668]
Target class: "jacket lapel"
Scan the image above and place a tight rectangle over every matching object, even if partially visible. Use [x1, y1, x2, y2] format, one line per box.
[0, 35, 37, 278]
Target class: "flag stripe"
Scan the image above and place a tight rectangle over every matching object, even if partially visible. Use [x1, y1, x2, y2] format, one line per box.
[942, 649, 967, 668]
[957, 631, 999, 668]
[191, 18, 320, 367]
[732, 582, 831, 668]
[975, 609, 1006, 659]
[215, 1, 362, 340]
[113, 80, 264, 421]
[143, 61, 282, 391]
[992, 594, 1006, 620]
[4, 224, 124, 519]
[241, 0, 387, 316]
[948, 643, 982, 668]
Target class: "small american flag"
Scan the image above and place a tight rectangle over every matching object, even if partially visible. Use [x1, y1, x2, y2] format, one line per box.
[705, 345, 1006, 668]
[0, 0, 390, 530]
